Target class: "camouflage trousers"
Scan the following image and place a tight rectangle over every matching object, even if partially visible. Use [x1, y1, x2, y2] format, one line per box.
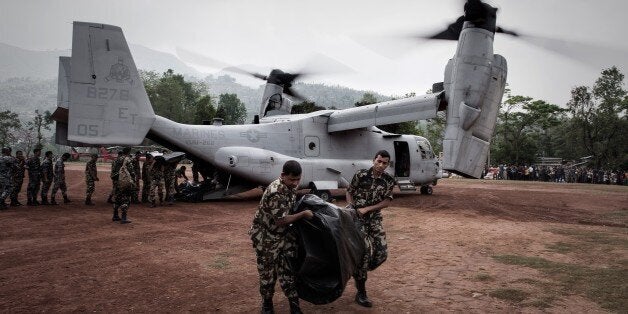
[149, 179, 164, 203]
[0, 180, 13, 203]
[40, 180, 52, 199]
[164, 178, 176, 200]
[114, 187, 132, 214]
[353, 212, 388, 281]
[131, 179, 140, 202]
[51, 179, 67, 198]
[11, 178, 23, 200]
[27, 176, 41, 202]
[85, 179, 95, 198]
[141, 180, 151, 202]
[251, 231, 298, 299]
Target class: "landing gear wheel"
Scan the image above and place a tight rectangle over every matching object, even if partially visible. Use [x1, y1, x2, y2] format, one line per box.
[314, 189, 332, 202]
[420, 186, 433, 195]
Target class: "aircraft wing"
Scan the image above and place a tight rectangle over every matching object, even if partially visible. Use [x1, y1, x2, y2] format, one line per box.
[327, 93, 443, 132]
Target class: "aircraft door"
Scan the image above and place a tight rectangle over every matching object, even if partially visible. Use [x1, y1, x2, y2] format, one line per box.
[394, 141, 410, 177]
[304, 136, 320, 157]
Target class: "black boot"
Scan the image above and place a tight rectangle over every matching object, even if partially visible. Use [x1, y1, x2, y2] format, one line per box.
[112, 208, 121, 221]
[107, 194, 113, 204]
[0, 202, 7, 210]
[63, 195, 72, 203]
[150, 201, 157, 208]
[10, 198, 20, 206]
[85, 196, 94, 206]
[40, 195, 50, 205]
[120, 210, 131, 224]
[288, 297, 302, 314]
[261, 298, 274, 314]
[355, 279, 372, 307]
[32, 198, 40, 206]
[50, 196, 58, 205]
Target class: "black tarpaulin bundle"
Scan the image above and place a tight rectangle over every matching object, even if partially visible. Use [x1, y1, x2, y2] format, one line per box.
[290, 194, 365, 305]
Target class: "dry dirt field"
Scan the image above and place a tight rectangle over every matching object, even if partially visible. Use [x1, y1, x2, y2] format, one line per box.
[1, 162, 626, 313]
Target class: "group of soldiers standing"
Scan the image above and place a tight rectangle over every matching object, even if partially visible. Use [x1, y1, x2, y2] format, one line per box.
[101, 148, 186, 224]
[0, 147, 71, 210]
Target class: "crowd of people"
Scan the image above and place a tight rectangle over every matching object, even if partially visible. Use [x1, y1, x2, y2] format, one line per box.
[481, 164, 626, 185]
[0, 147, 73, 210]
[0, 147, 192, 220]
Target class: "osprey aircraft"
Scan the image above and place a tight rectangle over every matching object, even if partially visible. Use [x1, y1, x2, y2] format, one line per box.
[52, 0, 510, 200]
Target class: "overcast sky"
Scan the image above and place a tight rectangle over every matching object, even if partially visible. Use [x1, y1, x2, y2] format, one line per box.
[2, 0, 627, 106]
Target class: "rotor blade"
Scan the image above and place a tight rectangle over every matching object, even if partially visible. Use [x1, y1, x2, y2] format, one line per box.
[176, 47, 267, 80]
[422, 16, 465, 41]
[496, 26, 519, 37]
[283, 87, 306, 102]
[518, 34, 628, 70]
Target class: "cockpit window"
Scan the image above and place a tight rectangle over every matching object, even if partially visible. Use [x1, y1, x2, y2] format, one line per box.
[416, 139, 434, 159]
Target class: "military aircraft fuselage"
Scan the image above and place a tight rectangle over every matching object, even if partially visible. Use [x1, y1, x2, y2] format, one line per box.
[150, 111, 440, 190]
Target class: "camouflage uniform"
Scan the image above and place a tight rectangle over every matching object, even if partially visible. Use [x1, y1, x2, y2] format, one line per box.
[249, 178, 299, 300]
[26, 155, 42, 204]
[163, 163, 176, 202]
[11, 156, 25, 204]
[111, 155, 135, 219]
[141, 160, 152, 202]
[85, 159, 98, 200]
[40, 156, 53, 203]
[0, 155, 15, 206]
[51, 158, 68, 200]
[149, 163, 164, 205]
[108, 160, 119, 203]
[131, 156, 140, 203]
[348, 168, 395, 281]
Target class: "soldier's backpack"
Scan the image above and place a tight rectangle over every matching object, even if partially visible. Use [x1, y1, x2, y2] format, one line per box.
[118, 158, 136, 192]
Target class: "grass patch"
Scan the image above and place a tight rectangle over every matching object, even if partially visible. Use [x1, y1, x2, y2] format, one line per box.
[548, 228, 628, 248]
[488, 288, 529, 302]
[493, 254, 628, 312]
[211, 254, 230, 269]
[545, 241, 576, 253]
[474, 273, 494, 282]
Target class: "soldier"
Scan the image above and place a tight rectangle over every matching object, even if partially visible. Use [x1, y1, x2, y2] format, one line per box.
[10, 150, 25, 206]
[111, 147, 135, 223]
[0, 147, 15, 210]
[249, 160, 313, 314]
[163, 161, 176, 205]
[107, 149, 122, 204]
[174, 165, 189, 193]
[346, 150, 395, 308]
[141, 153, 153, 203]
[131, 151, 141, 203]
[84, 153, 99, 205]
[50, 153, 71, 204]
[40, 151, 54, 205]
[26, 148, 42, 206]
[149, 156, 165, 208]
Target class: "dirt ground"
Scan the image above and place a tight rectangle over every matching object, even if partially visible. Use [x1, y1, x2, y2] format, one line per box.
[1, 162, 626, 313]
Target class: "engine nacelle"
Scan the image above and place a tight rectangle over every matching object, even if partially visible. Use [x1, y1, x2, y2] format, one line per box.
[260, 83, 293, 117]
[441, 25, 507, 178]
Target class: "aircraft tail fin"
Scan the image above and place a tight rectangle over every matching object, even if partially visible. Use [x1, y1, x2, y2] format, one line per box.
[64, 21, 154, 145]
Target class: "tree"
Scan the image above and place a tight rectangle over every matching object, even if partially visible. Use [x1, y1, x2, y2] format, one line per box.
[291, 101, 325, 114]
[26, 109, 54, 150]
[141, 69, 209, 124]
[216, 93, 247, 125]
[566, 66, 627, 169]
[192, 95, 216, 125]
[492, 93, 565, 164]
[0, 110, 21, 147]
[354, 92, 378, 107]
